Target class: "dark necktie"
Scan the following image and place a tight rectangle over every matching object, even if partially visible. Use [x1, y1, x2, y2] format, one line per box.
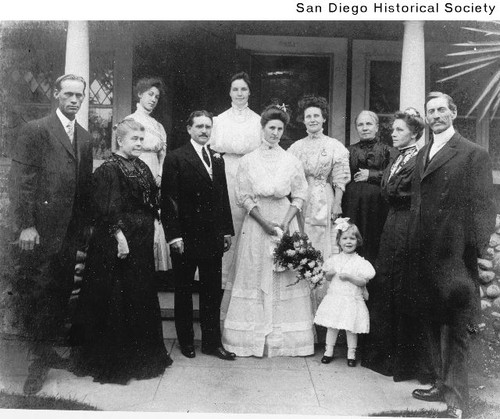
[202, 146, 211, 167]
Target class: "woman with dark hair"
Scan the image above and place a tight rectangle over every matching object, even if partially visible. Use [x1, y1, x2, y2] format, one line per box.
[71, 118, 172, 384]
[288, 95, 351, 311]
[210, 71, 262, 288]
[127, 77, 170, 271]
[221, 105, 314, 357]
[342, 110, 395, 264]
[362, 109, 430, 383]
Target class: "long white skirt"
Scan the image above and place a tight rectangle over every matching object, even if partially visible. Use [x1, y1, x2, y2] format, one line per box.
[221, 196, 314, 357]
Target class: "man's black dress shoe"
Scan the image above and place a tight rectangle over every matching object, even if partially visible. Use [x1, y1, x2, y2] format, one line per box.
[321, 355, 334, 364]
[411, 385, 443, 402]
[347, 359, 356, 367]
[180, 345, 196, 358]
[201, 346, 236, 360]
[445, 405, 463, 419]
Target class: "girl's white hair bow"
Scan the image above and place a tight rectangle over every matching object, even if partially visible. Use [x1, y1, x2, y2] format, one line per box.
[333, 217, 351, 232]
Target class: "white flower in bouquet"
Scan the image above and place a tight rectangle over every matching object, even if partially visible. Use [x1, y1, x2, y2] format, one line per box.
[299, 248, 306, 254]
[311, 275, 322, 284]
[308, 261, 316, 268]
[300, 258, 308, 265]
[293, 241, 300, 249]
[286, 249, 297, 257]
[287, 263, 295, 270]
[304, 271, 312, 278]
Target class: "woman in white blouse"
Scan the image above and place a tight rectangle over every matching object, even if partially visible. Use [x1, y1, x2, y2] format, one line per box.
[221, 105, 314, 357]
[127, 77, 170, 271]
[210, 72, 262, 288]
[288, 95, 351, 311]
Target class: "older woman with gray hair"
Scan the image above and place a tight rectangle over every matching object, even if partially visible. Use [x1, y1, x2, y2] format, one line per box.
[342, 110, 395, 264]
[71, 118, 172, 384]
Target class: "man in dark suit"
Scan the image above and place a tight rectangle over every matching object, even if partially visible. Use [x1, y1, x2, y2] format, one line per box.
[408, 92, 496, 418]
[161, 110, 235, 360]
[9, 74, 93, 394]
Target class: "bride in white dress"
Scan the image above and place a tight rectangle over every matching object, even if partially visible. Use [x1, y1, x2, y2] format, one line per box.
[209, 72, 261, 288]
[126, 77, 170, 271]
[221, 105, 315, 357]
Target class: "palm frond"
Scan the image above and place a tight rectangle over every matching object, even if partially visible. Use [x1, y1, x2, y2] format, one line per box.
[462, 27, 500, 36]
[477, 75, 500, 120]
[437, 62, 495, 83]
[441, 56, 498, 70]
[490, 93, 500, 120]
[465, 70, 500, 118]
[447, 46, 500, 57]
[479, 75, 500, 119]
[454, 41, 500, 47]
[445, 25, 500, 119]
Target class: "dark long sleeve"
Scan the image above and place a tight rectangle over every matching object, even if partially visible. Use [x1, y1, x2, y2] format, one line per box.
[9, 122, 43, 230]
[160, 153, 182, 242]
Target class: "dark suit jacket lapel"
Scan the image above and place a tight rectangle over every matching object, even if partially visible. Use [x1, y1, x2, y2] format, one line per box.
[422, 133, 460, 180]
[49, 113, 76, 160]
[75, 122, 88, 164]
[414, 144, 428, 182]
[183, 142, 213, 184]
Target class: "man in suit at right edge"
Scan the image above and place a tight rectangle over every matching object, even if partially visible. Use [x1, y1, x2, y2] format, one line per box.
[408, 92, 496, 418]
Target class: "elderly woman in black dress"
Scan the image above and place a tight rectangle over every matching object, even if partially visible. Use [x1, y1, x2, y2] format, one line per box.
[71, 119, 172, 384]
[362, 109, 430, 383]
[342, 110, 395, 264]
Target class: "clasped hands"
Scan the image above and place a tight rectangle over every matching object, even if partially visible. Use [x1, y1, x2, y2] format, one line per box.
[353, 168, 369, 183]
[262, 220, 289, 237]
[18, 227, 40, 251]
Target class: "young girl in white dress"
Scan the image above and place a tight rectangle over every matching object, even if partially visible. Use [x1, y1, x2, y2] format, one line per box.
[314, 217, 375, 366]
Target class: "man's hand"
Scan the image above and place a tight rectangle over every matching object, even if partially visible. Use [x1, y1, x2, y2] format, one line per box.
[19, 227, 40, 251]
[170, 239, 184, 255]
[223, 236, 232, 252]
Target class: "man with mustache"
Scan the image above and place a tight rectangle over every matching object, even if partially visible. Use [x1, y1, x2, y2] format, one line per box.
[161, 110, 236, 360]
[9, 74, 93, 394]
[408, 92, 496, 419]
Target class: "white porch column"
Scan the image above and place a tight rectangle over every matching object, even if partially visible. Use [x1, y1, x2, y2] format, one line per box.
[65, 21, 89, 130]
[400, 21, 425, 116]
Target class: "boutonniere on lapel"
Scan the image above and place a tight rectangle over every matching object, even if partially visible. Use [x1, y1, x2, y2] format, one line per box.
[213, 153, 222, 160]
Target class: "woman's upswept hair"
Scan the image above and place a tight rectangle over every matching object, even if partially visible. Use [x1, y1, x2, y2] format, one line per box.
[230, 71, 251, 90]
[335, 221, 364, 248]
[134, 77, 165, 99]
[113, 118, 145, 147]
[297, 95, 329, 122]
[392, 109, 425, 140]
[260, 105, 290, 128]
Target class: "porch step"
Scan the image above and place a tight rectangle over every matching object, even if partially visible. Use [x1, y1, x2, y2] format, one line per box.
[158, 291, 199, 320]
[162, 319, 202, 340]
[159, 292, 201, 340]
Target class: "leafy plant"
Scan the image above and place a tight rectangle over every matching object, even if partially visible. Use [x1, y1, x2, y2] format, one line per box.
[438, 22, 500, 121]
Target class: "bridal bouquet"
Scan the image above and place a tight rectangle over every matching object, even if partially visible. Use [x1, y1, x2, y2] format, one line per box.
[273, 230, 325, 288]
